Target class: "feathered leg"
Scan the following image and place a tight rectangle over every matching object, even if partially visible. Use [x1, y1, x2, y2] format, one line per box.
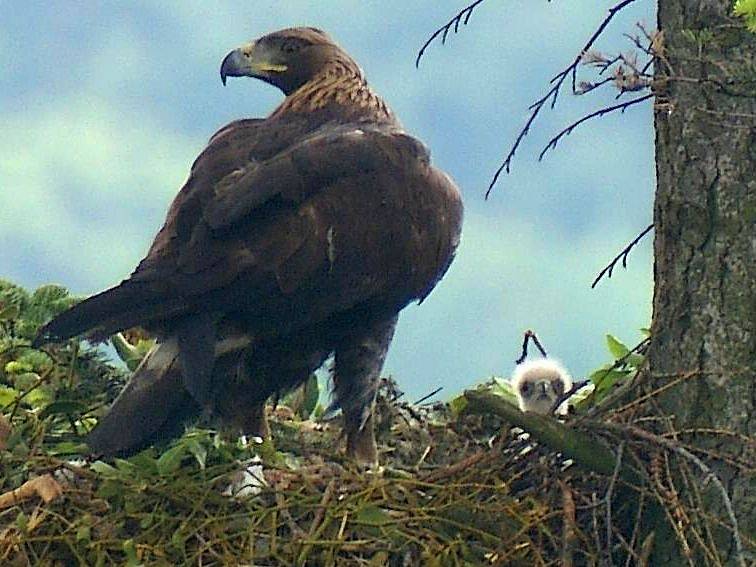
[213, 339, 328, 439]
[333, 315, 397, 465]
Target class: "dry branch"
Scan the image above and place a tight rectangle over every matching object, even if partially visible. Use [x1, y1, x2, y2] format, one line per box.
[0, 474, 64, 510]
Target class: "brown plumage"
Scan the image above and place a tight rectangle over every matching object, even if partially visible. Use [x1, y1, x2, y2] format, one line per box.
[35, 27, 463, 464]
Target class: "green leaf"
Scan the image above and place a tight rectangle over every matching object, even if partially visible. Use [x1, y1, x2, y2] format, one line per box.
[48, 441, 89, 456]
[171, 529, 187, 555]
[111, 333, 147, 371]
[0, 385, 19, 407]
[38, 400, 89, 419]
[90, 460, 120, 478]
[96, 479, 123, 500]
[300, 374, 320, 418]
[354, 505, 393, 526]
[126, 451, 159, 476]
[490, 377, 518, 404]
[590, 369, 630, 401]
[448, 394, 468, 416]
[0, 304, 20, 321]
[589, 366, 623, 386]
[76, 524, 91, 542]
[4, 361, 33, 374]
[156, 443, 187, 475]
[122, 539, 140, 566]
[12, 372, 41, 390]
[15, 511, 28, 533]
[185, 438, 207, 470]
[735, 0, 756, 32]
[25, 386, 53, 407]
[606, 334, 629, 359]
[139, 514, 154, 529]
[15, 350, 53, 371]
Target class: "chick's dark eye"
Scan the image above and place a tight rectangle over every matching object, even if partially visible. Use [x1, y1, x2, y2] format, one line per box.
[521, 383, 532, 396]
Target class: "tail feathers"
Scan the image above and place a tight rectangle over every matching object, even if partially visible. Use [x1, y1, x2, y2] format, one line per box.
[33, 280, 184, 347]
[85, 339, 199, 457]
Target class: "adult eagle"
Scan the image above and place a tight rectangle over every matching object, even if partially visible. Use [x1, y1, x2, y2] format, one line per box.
[35, 27, 463, 464]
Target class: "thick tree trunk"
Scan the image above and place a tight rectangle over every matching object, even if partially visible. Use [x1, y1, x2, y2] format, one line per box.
[649, 0, 755, 563]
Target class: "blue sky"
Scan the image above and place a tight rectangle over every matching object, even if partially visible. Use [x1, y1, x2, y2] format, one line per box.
[0, 1, 656, 400]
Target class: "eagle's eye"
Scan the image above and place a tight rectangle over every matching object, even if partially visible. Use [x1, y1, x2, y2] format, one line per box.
[281, 39, 304, 54]
[521, 383, 532, 396]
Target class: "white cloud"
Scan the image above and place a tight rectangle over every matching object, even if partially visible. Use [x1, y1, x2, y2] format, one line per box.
[0, 95, 197, 291]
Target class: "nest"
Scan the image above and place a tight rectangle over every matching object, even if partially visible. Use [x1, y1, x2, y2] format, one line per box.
[0, 280, 752, 566]
[2, 373, 752, 566]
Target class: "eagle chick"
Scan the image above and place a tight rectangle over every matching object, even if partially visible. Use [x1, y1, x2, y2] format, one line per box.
[511, 359, 572, 415]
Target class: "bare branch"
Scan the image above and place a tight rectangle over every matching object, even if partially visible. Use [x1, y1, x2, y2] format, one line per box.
[550, 379, 591, 415]
[592, 223, 654, 288]
[539, 93, 653, 161]
[415, 0, 488, 68]
[413, 386, 444, 405]
[605, 442, 625, 566]
[486, 0, 642, 197]
[515, 329, 548, 364]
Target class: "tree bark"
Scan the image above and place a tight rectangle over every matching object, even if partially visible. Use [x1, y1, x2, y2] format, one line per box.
[650, 0, 755, 563]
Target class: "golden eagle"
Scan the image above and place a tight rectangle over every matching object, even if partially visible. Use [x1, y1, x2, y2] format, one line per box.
[35, 27, 463, 464]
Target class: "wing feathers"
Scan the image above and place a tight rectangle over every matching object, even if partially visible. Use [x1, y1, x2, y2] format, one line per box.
[85, 339, 198, 456]
[204, 127, 428, 230]
[33, 281, 165, 345]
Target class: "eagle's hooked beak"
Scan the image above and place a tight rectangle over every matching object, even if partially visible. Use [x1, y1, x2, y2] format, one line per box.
[220, 41, 288, 86]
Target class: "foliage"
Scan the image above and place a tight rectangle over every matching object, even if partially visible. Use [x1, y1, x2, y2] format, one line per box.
[0, 280, 125, 452]
[576, 332, 645, 408]
[735, 0, 756, 32]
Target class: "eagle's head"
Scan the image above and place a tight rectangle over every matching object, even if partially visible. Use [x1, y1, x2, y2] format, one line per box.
[511, 359, 572, 415]
[220, 27, 358, 96]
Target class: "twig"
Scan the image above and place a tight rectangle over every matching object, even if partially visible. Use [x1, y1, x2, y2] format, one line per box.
[420, 449, 488, 482]
[274, 492, 307, 540]
[592, 224, 654, 288]
[560, 480, 577, 567]
[309, 479, 336, 537]
[0, 414, 11, 450]
[539, 93, 653, 160]
[638, 532, 655, 566]
[550, 379, 591, 415]
[605, 368, 718, 419]
[486, 0, 642, 197]
[604, 442, 625, 566]
[413, 387, 443, 406]
[515, 329, 548, 364]
[607, 424, 748, 567]
[415, 0, 488, 67]
[623, 492, 647, 567]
